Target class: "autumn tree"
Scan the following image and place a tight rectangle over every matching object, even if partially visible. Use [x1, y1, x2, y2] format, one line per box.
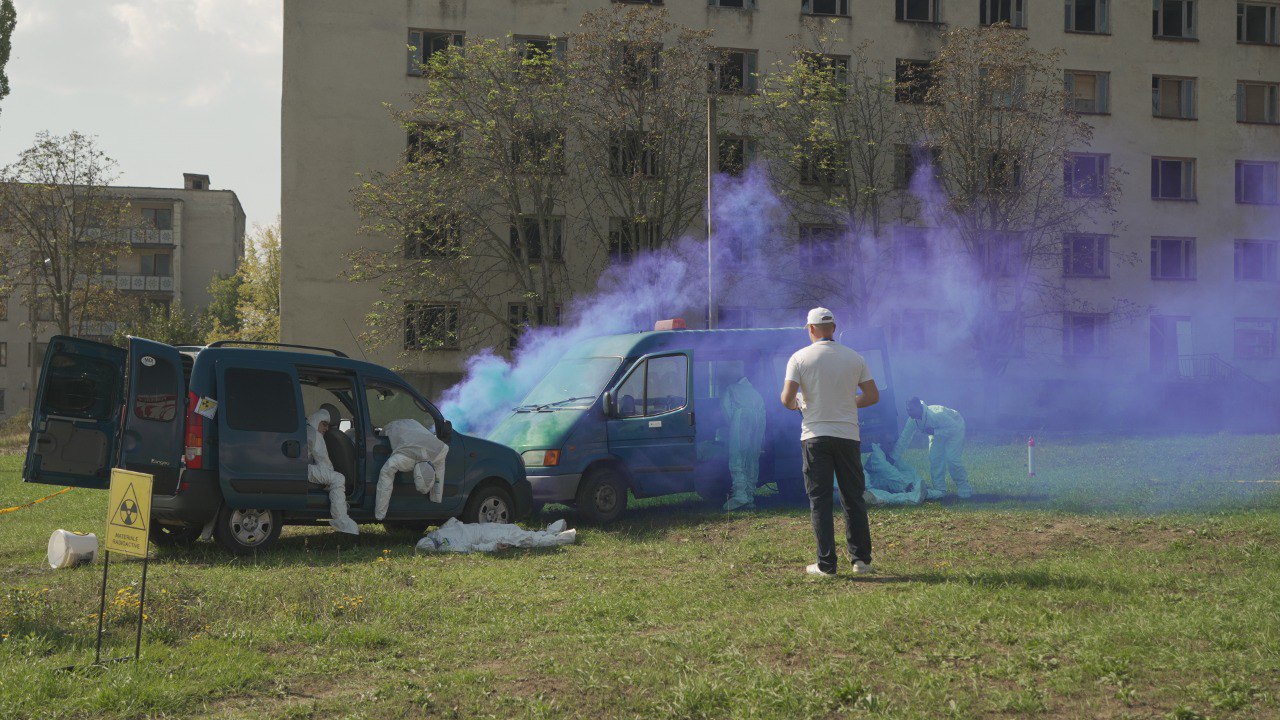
[0, 0, 15, 117]
[204, 219, 280, 342]
[904, 25, 1124, 376]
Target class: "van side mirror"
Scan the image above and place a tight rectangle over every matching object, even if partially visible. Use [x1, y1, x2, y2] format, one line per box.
[602, 391, 616, 417]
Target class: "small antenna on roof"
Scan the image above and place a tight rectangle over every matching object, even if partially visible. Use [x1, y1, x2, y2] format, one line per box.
[343, 320, 370, 362]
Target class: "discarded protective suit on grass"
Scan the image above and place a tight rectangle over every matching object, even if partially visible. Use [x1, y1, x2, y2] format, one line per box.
[306, 410, 359, 534]
[860, 443, 925, 506]
[375, 419, 449, 521]
[892, 399, 973, 500]
[416, 517, 576, 553]
[721, 376, 766, 511]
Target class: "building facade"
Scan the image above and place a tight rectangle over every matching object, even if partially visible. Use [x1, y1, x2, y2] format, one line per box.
[0, 174, 244, 418]
[282, 0, 1280, 425]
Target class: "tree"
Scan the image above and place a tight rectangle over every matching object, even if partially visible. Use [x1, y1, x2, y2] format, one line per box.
[351, 34, 577, 356]
[904, 25, 1125, 376]
[0, 0, 15, 116]
[113, 302, 208, 348]
[747, 26, 902, 316]
[204, 219, 280, 343]
[0, 131, 132, 339]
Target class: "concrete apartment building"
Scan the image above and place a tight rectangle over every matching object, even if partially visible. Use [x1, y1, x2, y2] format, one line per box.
[0, 174, 244, 418]
[282, 0, 1280, 423]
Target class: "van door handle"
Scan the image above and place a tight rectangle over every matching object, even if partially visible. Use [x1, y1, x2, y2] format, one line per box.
[282, 440, 300, 458]
[688, 412, 695, 427]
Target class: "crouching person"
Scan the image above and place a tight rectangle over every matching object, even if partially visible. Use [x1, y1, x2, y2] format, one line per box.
[375, 419, 449, 521]
[306, 410, 359, 534]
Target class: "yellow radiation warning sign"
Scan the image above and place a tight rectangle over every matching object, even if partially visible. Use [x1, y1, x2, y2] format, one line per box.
[106, 469, 153, 558]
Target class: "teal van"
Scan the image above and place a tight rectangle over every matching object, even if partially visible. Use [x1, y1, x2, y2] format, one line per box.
[488, 323, 898, 523]
[24, 336, 532, 553]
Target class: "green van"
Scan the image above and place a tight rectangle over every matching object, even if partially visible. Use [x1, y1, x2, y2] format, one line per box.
[488, 323, 898, 523]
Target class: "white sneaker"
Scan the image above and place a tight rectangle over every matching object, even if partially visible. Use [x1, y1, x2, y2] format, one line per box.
[851, 560, 876, 574]
[805, 563, 836, 578]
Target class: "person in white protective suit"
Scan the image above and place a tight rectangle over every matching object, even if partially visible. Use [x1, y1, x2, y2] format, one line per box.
[861, 443, 925, 506]
[306, 410, 360, 534]
[720, 374, 765, 511]
[374, 419, 449, 521]
[891, 397, 973, 499]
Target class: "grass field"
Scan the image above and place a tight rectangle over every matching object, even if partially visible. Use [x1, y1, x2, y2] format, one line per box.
[2, 435, 1279, 719]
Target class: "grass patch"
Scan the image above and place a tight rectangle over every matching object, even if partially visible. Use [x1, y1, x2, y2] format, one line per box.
[1, 436, 1279, 718]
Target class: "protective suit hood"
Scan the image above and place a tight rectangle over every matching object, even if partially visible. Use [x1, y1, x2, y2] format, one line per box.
[307, 410, 330, 431]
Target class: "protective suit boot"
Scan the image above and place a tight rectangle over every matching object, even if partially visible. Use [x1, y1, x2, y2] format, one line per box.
[925, 488, 948, 501]
[955, 483, 974, 499]
[326, 485, 359, 535]
[723, 496, 755, 512]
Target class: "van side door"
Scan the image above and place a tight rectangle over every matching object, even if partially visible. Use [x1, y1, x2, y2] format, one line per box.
[363, 379, 464, 517]
[606, 352, 696, 496]
[24, 336, 127, 489]
[214, 360, 310, 509]
[120, 338, 186, 493]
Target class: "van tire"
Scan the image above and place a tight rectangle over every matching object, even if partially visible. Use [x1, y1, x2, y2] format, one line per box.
[576, 467, 627, 525]
[461, 484, 515, 525]
[150, 523, 202, 547]
[213, 505, 282, 555]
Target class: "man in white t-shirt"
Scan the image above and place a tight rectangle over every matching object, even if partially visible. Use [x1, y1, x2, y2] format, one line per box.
[780, 308, 880, 577]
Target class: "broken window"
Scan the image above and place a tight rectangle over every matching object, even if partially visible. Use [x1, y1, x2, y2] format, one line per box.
[1064, 154, 1108, 197]
[610, 131, 660, 177]
[985, 151, 1023, 192]
[511, 127, 566, 174]
[711, 0, 757, 8]
[516, 36, 567, 83]
[717, 136, 753, 176]
[709, 49, 758, 93]
[1234, 317, 1277, 359]
[802, 0, 850, 15]
[798, 140, 848, 185]
[613, 41, 661, 89]
[510, 216, 564, 262]
[404, 303, 460, 350]
[1063, 233, 1110, 278]
[1236, 161, 1280, 204]
[982, 0, 1026, 26]
[1154, 0, 1196, 38]
[407, 29, 463, 75]
[1065, 70, 1110, 114]
[508, 303, 562, 351]
[1151, 237, 1197, 280]
[896, 0, 939, 22]
[1065, 0, 1110, 33]
[894, 144, 941, 189]
[801, 53, 850, 98]
[1238, 2, 1279, 44]
[895, 59, 934, 104]
[1237, 81, 1279, 123]
[1152, 76, 1196, 119]
[1063, 313, 1109, 356]
[1235, 239, 1278, 281]
[1151, 157, 1196, 200]
[798, 224, 842, 268]
[608, 217, 658, 262]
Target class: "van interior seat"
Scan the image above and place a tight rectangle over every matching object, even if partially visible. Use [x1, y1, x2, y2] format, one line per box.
[323, 429, 359, 495]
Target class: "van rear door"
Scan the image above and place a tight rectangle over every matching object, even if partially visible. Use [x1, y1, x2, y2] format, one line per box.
[120, 338, 187, 492]
[24, 336, 127, 489]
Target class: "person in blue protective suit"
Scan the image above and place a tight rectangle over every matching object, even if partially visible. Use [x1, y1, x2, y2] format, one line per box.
[892, 397, 973, 500]
[862, 443, 925, 505]
[720, 373, 766, 511]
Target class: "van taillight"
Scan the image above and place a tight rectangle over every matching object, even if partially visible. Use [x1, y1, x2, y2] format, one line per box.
[184, 391, 204, 470]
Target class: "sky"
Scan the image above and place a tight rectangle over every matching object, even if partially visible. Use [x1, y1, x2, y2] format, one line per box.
[0, 0, 283, 230]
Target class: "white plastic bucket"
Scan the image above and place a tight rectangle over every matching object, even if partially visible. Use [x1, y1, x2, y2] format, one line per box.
[47, 529, 97, 569]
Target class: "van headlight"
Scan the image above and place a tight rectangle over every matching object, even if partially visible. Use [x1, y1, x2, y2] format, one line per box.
[521, 449, 560, 468]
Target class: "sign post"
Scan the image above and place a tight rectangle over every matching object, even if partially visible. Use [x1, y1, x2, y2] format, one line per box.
[95, 468, 153, 665]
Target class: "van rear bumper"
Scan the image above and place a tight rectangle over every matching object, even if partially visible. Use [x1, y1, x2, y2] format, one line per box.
[526, 473, 581, 504]
[151, 469, 222, 527]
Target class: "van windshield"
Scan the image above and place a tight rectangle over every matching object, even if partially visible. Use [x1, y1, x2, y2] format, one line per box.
[516, 356, 621, 411]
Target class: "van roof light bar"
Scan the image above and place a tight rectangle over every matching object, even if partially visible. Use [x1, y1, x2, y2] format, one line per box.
[205, 340, 349, 358]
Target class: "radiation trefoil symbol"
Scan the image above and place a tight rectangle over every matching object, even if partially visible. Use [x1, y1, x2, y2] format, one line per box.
[109, 483, 147, 531]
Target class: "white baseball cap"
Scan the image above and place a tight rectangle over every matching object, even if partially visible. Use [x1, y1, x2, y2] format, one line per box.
[806, 307, 835, 325]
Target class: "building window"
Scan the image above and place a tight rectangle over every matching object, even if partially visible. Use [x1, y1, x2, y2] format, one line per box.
[894, 144, 941, 189]
[407, 29, 463, 75]
[1063, 233, 1110, 278]
[1236, 161, 1280, 204]
[802, 0, 849, 16]
[977, 231, 1025, 278]
[717, 136, 753, 176]
[895, 226, 931, 274]
[895, 59, 934, 104]
[407, 123, 460, 166]
[141, 208, 173, 230]
[610, 131, 660, 177]
[895, 309, 938, 351]
[0, 388, 4, 413]
[1151, 157, 1196, 200]
[405, 217, 460, 259]
[1235, 239, 1278, 281]
[0, 341, 6, 367]
[1064, 154, 1108, 197]
[1235, 318, 1277, 359]
[614, 0, 664, 4]
[404, 303, 460, 350]
[1238, 2, 1280, 45]
[613, 41, 661, 89]
[798, 141, 848, 185]
[511, 127, 565, 174]
[1065, 0, 1110, 33]
[140, 253, 172, 277]
[985, 151, 1023, 192]
[1065, 71, 1109, 114]
[36, 299, 54, 322]
[0, 296, 7, 321]
[1063, 313, 1109, 356]
[710, 49, 758, 94]
[508, 303, 562, 350]
[1152, 76, 1196, 119]
[1151, 237, 1197, 280]
[982, 0, 1026, 27]
[896, 0, 939, 22]
[711, 0, 757, 9]
[798, 224, 842, 268]
[516, 36, 567, 83]
[802, 53, 850, 95]
[1238, 81, 1280, 124]
[609, 217, 658, 262]
[1154, 0, 1196, 38]
[510, 216, 564, 262]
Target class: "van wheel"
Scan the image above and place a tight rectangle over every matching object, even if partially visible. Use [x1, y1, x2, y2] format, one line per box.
[213, 506, 282, 555]
[150, 523, 202, 547]
[576, 467, 627, 525]
[462, 485, 514, 525]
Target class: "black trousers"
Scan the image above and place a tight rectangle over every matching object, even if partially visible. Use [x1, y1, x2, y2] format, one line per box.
[802, 436, 871, 572]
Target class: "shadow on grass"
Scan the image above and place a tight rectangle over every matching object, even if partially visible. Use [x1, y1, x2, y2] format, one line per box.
[867, 567, 1116, 592]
